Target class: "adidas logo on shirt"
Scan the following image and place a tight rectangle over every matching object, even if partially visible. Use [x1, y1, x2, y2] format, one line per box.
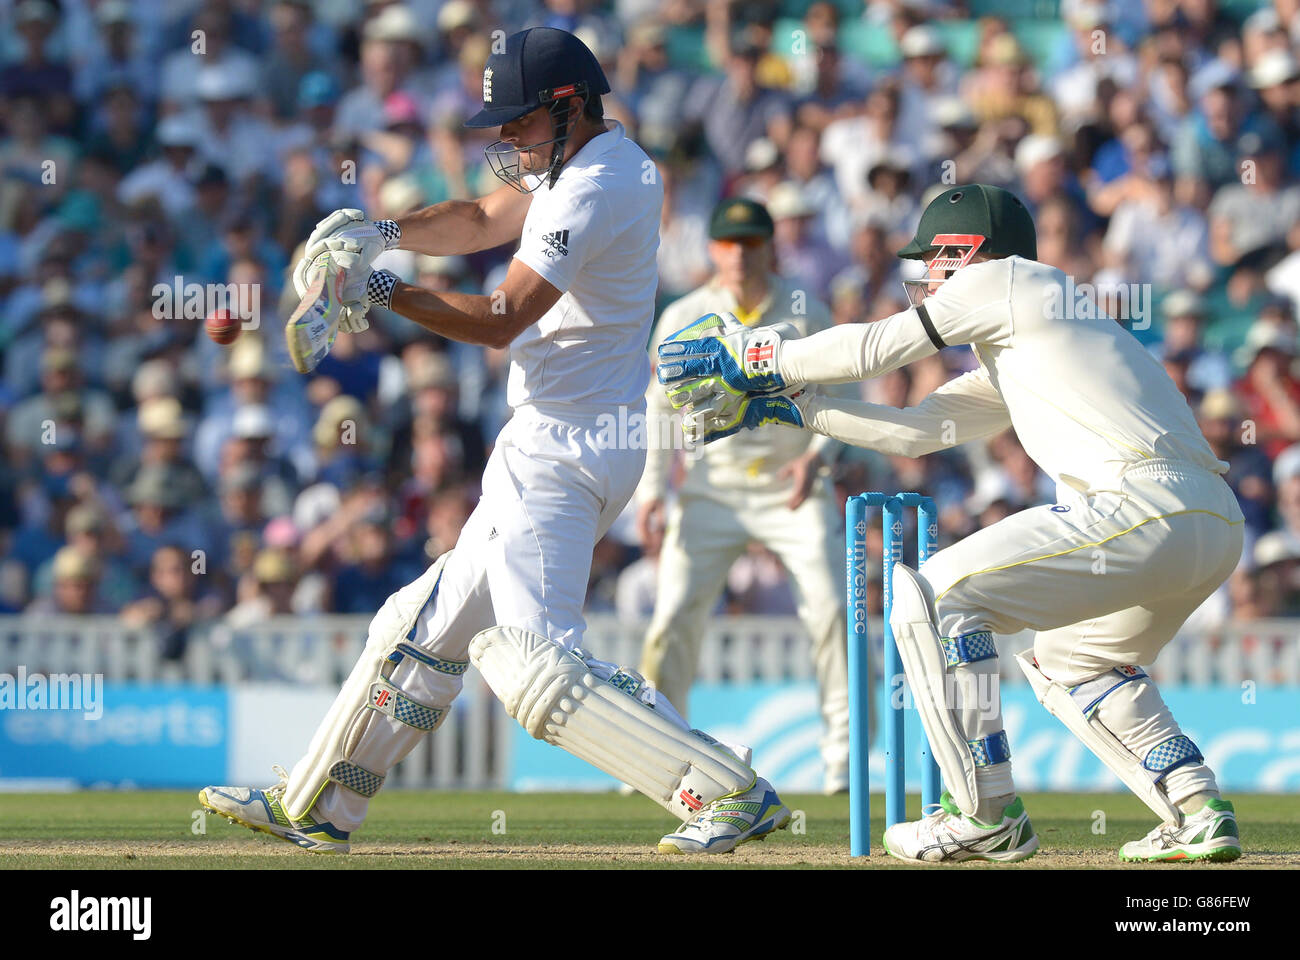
[541, 230, 570, 258]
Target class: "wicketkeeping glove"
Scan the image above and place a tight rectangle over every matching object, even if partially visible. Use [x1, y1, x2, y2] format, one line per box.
[657, 312, 791, 395]
[681, 384, 816, 445]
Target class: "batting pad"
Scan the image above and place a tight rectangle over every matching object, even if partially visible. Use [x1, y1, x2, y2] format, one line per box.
[889, 563, 981, 816]
[282, 553, 464, 821]
[471, 626, 756, 820]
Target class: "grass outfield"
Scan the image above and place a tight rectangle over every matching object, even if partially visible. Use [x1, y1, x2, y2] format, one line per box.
[0, 790, 1296, 869]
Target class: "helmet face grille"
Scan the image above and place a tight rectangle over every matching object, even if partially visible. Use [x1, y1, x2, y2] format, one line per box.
[482, 82, 591, 192]
[900, 234, 987, 305]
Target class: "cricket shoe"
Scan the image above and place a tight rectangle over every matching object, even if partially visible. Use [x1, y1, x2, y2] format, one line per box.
[1119, 798, 1241, 863]
[883, 793, 1038, 863]
[657, 777, 792, 854]
[199, 764, 351, 854]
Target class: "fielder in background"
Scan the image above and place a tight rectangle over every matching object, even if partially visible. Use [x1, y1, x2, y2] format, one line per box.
[636, 197, 854, 794]
[660, 184, 1245, 864]
[200, 27, 791, 856]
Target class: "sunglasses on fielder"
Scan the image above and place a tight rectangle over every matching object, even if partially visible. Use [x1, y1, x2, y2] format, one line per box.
[901, 233, 985, 306]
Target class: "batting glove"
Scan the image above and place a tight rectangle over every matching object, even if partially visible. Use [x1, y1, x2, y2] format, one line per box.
[329, 236, 400, 328]
[293, 209, 401, 332]
[657, 312, 790, 395]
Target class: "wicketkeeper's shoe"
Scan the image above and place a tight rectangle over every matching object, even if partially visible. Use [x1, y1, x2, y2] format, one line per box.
[198, 765, 351, 854]
[1119, 797, 1241, 863]
[657, 777, 792, 854]
[883, 792, 1038, 863]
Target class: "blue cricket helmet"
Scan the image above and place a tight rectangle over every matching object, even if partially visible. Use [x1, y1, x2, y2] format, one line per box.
[465, 27, 611, 191]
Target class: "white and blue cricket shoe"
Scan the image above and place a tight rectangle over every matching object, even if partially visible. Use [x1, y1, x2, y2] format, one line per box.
[657, 776, 792, 854]
[199, 765, 351, 854]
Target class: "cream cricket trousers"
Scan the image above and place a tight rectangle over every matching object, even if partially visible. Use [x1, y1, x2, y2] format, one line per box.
[919, 458, 1244, 805]
[640, 476, 851, 784]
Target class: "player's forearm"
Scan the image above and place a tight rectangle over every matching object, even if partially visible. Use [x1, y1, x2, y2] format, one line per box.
[779, 310, 936, 386]
[389, 283, 526, 348]
[803, 391, 1007, 458]
[396, 188, 528, 255]
[393, 201, 496, 255]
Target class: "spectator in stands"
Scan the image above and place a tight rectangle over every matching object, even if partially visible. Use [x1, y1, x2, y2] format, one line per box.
[1173, 72, 1261, 191]
[25, 546, 111, 616]
[1102, 155, 1214, 293]
[1201, 388, 1277, 541]
[685, 36, 791, 178]
[311, 395, 375, 490]
[7, 347, 116, 468]
[331, 502, 420, 614]
[121, 544, 223, 659]
[1154, 291, 1233, 394]
[3, 1, 76, 133]
[768, 181, 843, 302]
[225, 548, 302, 627]
[109, 397, 207, 504]
[117, 116, 201, 221]
[335, 15, 418, 137]
[1249, 48, 1300, 175]
[1209, 130, 1300, 268]
[963, 33, 1058, 137]
[895, 25, 956, 148]
[1234, 319, 1300, 459]
[122, 463, 206, 577]
[158, 4, 263, 111]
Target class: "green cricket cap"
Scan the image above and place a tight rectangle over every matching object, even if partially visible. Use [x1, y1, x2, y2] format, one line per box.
[897, 184, 1037, 261]
[708, 197, 775, 241]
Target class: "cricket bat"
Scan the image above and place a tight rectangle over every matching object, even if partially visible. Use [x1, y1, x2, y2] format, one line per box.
[285, 251, 345, 374]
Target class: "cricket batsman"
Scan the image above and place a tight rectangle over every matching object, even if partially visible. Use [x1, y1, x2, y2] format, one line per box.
[199, 27, 791, 855]
[636, 197, 854, 794]
[658, 184, 1245, 863]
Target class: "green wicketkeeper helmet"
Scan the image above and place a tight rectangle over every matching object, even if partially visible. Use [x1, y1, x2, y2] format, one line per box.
[897, 184, 1036, 304]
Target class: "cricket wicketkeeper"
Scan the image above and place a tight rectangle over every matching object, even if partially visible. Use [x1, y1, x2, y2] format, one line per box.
[658, 184, 1245, 863]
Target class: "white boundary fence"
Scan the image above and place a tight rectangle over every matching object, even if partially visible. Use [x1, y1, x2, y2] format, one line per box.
[2, 616, 1297, 790]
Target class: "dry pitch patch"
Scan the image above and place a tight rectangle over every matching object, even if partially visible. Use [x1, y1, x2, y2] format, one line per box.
[0, 791, 1295, 870]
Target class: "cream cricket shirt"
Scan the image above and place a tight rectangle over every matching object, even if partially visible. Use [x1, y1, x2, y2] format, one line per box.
[781, 257, 1226, 495]
[509, 122, 663, 413]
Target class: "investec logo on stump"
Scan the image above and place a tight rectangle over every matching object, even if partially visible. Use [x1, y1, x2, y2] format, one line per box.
[50, 891, 151, 940]
[0, 667, 102, 719]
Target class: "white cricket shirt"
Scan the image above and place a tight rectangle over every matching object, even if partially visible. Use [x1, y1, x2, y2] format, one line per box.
[510, 121, 663, 414]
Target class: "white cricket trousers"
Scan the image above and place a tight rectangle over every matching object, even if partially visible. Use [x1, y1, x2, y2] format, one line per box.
[640, 477, 851, 783]
[919, 458, 1245, 805]
[313, 404, 646, 829]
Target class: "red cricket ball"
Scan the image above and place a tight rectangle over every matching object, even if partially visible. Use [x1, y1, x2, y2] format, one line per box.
[206, 308, 242, 345]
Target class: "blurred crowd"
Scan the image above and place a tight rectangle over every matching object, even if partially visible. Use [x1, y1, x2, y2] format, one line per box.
[4, 0, 1300, 654]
